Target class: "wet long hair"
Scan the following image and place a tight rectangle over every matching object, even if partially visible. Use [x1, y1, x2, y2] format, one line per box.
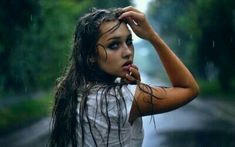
[49, 8, 157, 147]
[49, 8, 126, 147]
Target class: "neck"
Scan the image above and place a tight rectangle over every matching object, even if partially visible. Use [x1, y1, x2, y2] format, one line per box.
[86, 66, 116, 85]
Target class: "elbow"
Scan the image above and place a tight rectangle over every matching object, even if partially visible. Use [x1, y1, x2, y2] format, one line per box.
[191, 83, 200, 99]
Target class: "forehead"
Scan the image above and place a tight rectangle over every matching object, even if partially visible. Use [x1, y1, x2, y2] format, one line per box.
[99, 21, 130, 39]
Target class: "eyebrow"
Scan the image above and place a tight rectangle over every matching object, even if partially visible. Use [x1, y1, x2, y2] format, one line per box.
[106, 33, 132, 41]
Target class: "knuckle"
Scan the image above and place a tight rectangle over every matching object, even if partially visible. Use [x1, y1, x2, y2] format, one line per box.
[140, 13, 145, 19]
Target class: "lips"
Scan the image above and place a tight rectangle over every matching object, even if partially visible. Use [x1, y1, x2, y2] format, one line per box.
[122, 61, 132, 70]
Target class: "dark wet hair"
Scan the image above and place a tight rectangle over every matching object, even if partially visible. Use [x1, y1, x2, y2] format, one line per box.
[49, 8, 127, 147]
[72, 7, 123, 84]
[49, 7, 159, 147]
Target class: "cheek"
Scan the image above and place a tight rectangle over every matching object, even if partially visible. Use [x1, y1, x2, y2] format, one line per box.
[97, 47, 107, 62]
[97, 49, 111, 72]
[105, 51, 120, 63]
[98, 51, 119, 72]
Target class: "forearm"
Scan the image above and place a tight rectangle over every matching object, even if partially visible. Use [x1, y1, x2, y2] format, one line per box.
[119, 6, 199, 94]
[149, 32, 199, 93]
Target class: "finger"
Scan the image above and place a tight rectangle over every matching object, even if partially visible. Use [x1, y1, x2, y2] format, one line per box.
[130, 67, 138, 75]
[131, 64, 139, 70]
[129, 67, 141, 81]
[125, 73, 137, 83]
[125, 17, 139, 32]
[130, 65, 139, 75]
[122, 6, 142, 13]
[119, 11, 144, 22]
[121, 74, 135, 84]
[126, 17, 136, 27]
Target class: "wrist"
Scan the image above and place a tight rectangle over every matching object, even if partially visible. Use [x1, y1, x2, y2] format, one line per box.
[149, 32, 161, 44]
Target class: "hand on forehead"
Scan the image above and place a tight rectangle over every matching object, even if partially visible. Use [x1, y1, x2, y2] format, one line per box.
[98, 22, 131, 47]
[99, 21, 130, 38]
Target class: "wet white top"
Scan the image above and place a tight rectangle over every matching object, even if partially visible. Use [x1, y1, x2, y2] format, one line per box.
[77, 84, 144, 147]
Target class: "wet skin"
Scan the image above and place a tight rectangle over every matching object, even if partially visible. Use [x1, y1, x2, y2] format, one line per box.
[96, 21, 134, 79]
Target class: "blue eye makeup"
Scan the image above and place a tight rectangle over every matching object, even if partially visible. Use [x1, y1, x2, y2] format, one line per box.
[108, 41, 120, 50]
[107, 35, 133, 50]
[126, 36, 133, 46]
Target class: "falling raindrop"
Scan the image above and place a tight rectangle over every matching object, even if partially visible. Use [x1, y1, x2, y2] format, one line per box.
[212, 40, 215, 48]
[178, 38, 181, 46]
[205, 62, 218, 81]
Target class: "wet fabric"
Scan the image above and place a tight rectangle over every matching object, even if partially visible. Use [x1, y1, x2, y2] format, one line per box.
[77, 84, 144, 147]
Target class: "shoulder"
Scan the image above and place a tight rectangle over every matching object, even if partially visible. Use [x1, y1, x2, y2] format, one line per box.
[89, 84, 136, 97]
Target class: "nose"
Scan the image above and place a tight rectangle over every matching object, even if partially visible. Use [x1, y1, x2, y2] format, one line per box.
[122, 43, 133, 59]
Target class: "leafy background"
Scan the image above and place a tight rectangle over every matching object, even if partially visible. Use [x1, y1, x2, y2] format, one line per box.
[0, 0, 234, 135]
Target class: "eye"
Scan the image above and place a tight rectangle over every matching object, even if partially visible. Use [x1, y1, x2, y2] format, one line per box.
[126, 37, 133, 46]
[108, 41, 120, 50]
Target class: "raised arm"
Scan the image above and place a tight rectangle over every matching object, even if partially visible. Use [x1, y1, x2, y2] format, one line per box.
[119, 6, 199, 123]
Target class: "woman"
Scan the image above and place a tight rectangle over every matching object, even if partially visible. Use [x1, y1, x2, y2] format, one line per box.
[49, 6, 199, 147]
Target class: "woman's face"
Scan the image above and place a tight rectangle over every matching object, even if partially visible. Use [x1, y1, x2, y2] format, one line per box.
[96, 20, 134, 78]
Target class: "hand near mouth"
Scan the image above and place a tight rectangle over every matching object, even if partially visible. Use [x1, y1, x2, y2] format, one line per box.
[121, 64, 141, 84]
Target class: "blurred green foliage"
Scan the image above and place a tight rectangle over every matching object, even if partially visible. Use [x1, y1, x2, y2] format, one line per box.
[0, 0, 131, 133]
[149, 0, 235, 93]
[0, 91, 52, 135]
[198, 79, 235, 98]
[0, 0, 234, 97]
[0, 0, 131, 96]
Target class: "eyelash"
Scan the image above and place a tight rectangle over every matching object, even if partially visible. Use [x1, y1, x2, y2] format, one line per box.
[108, 38, 133, 50]
[126, 38, 133, 46]
[108, 42, 119, 50]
